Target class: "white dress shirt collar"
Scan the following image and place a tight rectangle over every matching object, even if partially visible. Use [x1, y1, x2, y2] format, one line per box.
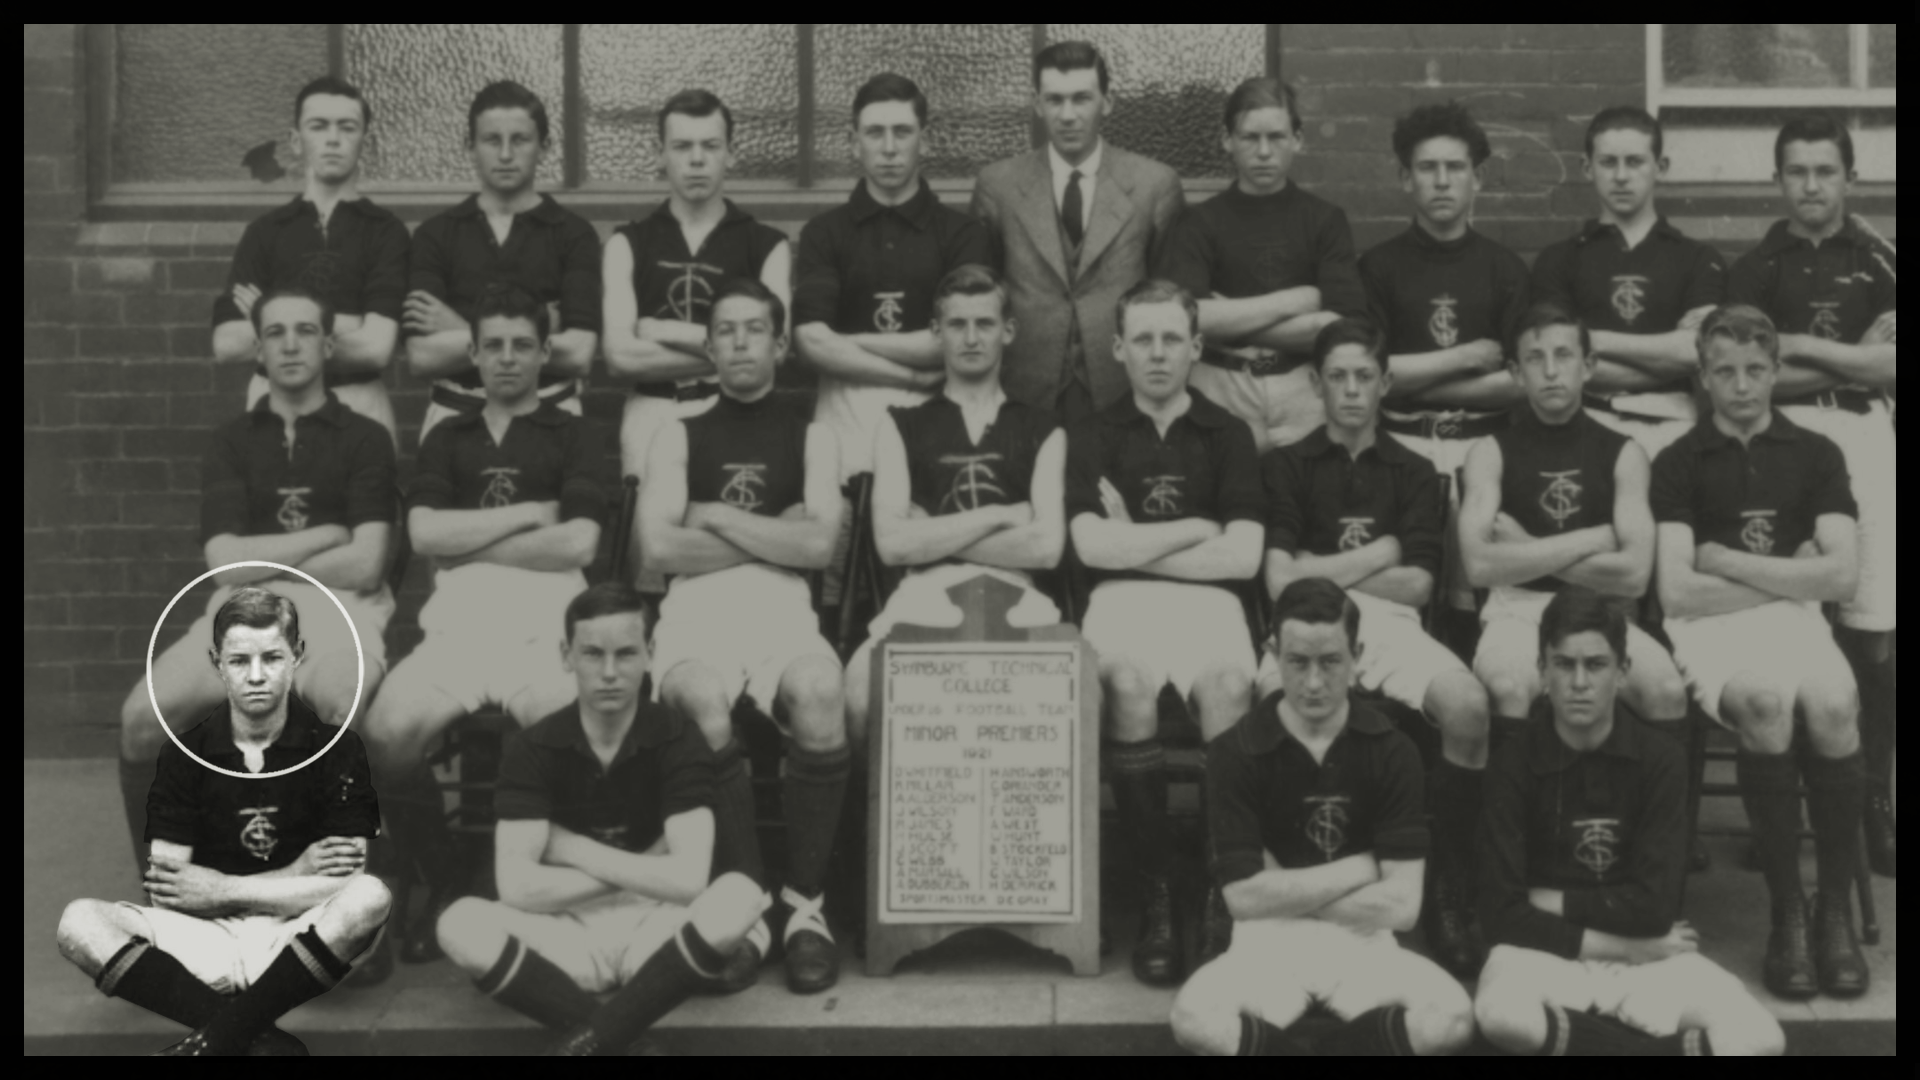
[1048, 139, 1103, 230]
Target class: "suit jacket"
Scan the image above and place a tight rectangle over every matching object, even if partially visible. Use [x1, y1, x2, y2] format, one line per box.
[971, 145, 1185, 411]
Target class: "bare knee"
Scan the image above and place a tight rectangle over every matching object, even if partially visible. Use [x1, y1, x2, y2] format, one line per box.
[1473, 948, 1551, 1053]
[1798, 679, 1860, 757]
[57, 898, 131, 975]
[661, 663, 734, 749]
[1713, 1004, 1786, 1058]
[436, 896, 508, 974]
[1427, 673, 1490, 765]
[688, 872, 770, 950]
[1722, 681, 1793, 753]
[324, 875, 392, 949]
[119, 693, 168, 762]
[1406, 993, 1476, 1056]
[1478, 667, 1537, 720]
[780, 657, 847, 751]
[1169, 988, 1242, 1057]
[301, 657, 384, 727]
[1630, 663, 1690, 722]
[1101, 659, 1160, 742]
[1191, 666, 1252, 739]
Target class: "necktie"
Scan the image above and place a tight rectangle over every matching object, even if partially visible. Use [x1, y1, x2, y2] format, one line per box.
[1061, 170, 1084, 248]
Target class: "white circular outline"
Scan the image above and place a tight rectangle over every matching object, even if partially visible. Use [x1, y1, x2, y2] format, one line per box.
[145, 562, 365, 780]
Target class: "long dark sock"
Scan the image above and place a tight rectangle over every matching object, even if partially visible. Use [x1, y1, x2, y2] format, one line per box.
[710, 741, 765, 887]
[199, 927, 351, 1054]
[1108, 741, 1172, 878]
[476, 936, 596, 1030]
[119, 756, 153, 873]
[1738, 750, 1805, 914]
[1838, 630, 1895, 796]
[1429, 759, 1483, 883]
[381, 763, 456, 895]
[1239, 1014, 1312, 1056]
[1316, 1005, 1414, 1056]
[783, 741, 850, 898]
[1544, 1006, 1709, 1055]
[1491, 715, 1532, 752]
[96, 937, 225, 1028]
[1802, 750, 1865, 902]
[1645, 715, 1701, 844]
[584, 921, 725, 1048]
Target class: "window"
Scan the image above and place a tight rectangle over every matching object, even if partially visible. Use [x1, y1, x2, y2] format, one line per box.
[1647, 25, 1896, 183]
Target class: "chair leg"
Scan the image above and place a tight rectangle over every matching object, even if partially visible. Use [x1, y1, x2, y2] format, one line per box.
[1855, 826, 1880, 945]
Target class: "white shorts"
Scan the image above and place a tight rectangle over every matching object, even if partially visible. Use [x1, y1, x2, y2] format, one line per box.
[1665, 599, 1855, 728]
[1257, 590, 1466, 712]
[404, 563, 585, 715]
[650, 563, 838, 715]
[1385, 428, 1488, 612]
[246, 374, 397, 449]
[471, 892, 685, 994]
[116, 891, 347, 994]
[1181, 915, 1465, 1024]
[620, 389, 722, 594]
[187, 581, 393, 672]
[1188, 360, 1323, 454]
[1480, 944, 1750, 1039]
[1473, 586, 1672, 707]
[1082, 580, 1256, 698]
[1781, 399, 1895, 632]
[1585, 395, 1693, 461]
[864, 563, 1062, 642]
[814, 379, 931, 481]
[419, 381, 583, 442]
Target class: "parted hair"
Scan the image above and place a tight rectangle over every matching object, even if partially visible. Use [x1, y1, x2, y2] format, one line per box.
[1697, 304, 1781, 364]
[1311, 316, 1390, 374]
[933, 263, 1010, 321]
[564, 582, 657, 643]
[709, 276, 787, 337]
[1515, 302, 1592, 358]
[1034, 41, 1110, 96]
[1114, 277, 1200, 337]
[1223, 77, 1303, 136]
[1270, 577, 1362, 654]
[211, 586, 303, 657]
[468, 80, 550, 144]
[471, 284, 549, 343]
[1774, 112, 1854, 173]
[1585, 104, 1663, 160]
[1538, 587, 1627, 664]
[294, 75, 371, 128]
[852, 72, 928, 127]
[658, 88, 734, 145]
[249, 286, 335, 337]
[1392, 100, 1490, 168]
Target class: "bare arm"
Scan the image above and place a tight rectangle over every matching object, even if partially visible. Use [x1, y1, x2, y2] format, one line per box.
[795, 323, 937, 391]
[1457, 438, 1617, 588]
[1266, 537, 1400, 594]
[494, 819, 616, 914]
[1195, 287, 1322, 343]
[205, 525, 350, 587]
[1589, 327, 1701, 382]
[454, 519, 600, 573]
[697, 424, 845, 571]
[871, 415, 1013, 565]
[1071, 514, 1218, 571]
[1587, 358, 1675, 393]
[1139, 519, 1263, 581]
[1244, 310, 1341, 353]
[293, 521, 392, 594]
[1222, 851, 1379, 921]
[1552, 442, 1654, 598]
[329, 312, 399, 372]
[636, 422, 755, 576]
[408, 501, 545, 558]
[145, 840, 356, 920]
[1409, 369, 1525, 410]
[406, 329, 476, 378]
[846, 330, 944, 371]
[1654, 522, 1776, 619]
[1701, 513, 1858, 604]
[954, 428, 1069, 571]
[1349, 566, 1436, 610]
[213, 321, 258, 364]
[1773, 360, 1845, 397]
[543, 809, 715, 907]
[545, 328, 597, 380]
[1779, 335, 1895, 392]
[1380, 339, 1506, 397]
[1309, 856, 1425, 934]
[601, 233, 714, 381]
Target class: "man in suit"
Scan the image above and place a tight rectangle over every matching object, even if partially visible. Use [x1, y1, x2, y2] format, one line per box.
[971, 40, 1185, 425]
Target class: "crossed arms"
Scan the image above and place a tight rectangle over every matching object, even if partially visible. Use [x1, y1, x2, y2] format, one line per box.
[1071, 483, 1262, 582]
[602, 235, 794, 382]
[1655, 515, 1858, 620]
[1222, 849, 1424, 935]
[495, 808, 715, 913]
[871, 421, 1067, 571]
[1773, 310, 1897, 396]
[144, 836, 368, 919]
[1458, 436, 1654, 598]
[638, 420, 844, 577]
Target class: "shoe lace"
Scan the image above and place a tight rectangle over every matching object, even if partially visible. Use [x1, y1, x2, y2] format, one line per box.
[781, 885, 833, 946]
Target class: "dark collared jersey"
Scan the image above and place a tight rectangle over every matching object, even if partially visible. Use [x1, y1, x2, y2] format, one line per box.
[407, 401, 609, 525]
[684, 392, 809, 517]
[200, 394, 397, 545]
[495, 702, 716, 855]
[1208, 695, 1428, 886]
[792, 179, 991, 337]
[146, 695, 381, 877]
[212, 196, 410, 329]
[891, 395, 1060, 517]
[408, 193, 602, 390]
[1261, 426, 1444, 581]
[1488, 409, 1630, 593]
[1157, 182, 1368, 366]
[1650, 410, 1855, 557]
[1360, 224, 1530, 372]
[1530, 217, 1726, 394]
[614, 199, 787, 387]
[1729, 218, 1897, 394]
[1477, 706, 1688, 959]
[1066, 389, 1265, 587]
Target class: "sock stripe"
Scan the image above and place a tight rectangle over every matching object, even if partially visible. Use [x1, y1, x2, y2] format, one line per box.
[95, 936, 151, 997]
[1684, 1029, 1708, 1057]
[1108, 741, 1166, 775]
[1544, 1005, 1570, 1057]
[786, 741, 852, 783]
[673, 923, 725, 980]
[1382, 1005, 1412, 1056]
[476, 937, 526, 997]
[1239, 1013, 1265, 1057]
[291, 928, 352, 985]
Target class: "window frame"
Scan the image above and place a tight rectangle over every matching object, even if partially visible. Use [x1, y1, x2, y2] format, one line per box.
[1646, 24, 1896, 110]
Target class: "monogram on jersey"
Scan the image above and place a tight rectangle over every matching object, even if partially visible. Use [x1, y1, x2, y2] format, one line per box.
[1338, 517, 1375, 550]
[1428, 293, 1460, 348]
[480, 466, 520, 509]
[1304, 795, 1351, 860]
[657, 259, 725, 322]
[296, 249, 341, 296]
[873, 291, 905, 332]
[238, 805, 280, 861]
[1808, 302, 1843, 342]
[1538, 470, 1583, 528]
[1740, 510, 1776, 554]
[276, 486, 313, 531]
[719, 463, 768, 511]
[1572, 816, 1621, 876]
[938, 453, 1006, 513]
[1140, 475, 1186, 520]
[1610, 274, 1649, 325]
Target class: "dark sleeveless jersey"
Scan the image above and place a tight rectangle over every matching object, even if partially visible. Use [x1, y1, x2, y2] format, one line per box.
[614, 200, 787, 330]
[1491, 409, 1629, 593]
[890, 394, 1060, 517]
[683, 391, 809, 517]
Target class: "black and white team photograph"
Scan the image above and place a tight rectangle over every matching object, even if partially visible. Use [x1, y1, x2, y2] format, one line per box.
[24, 23, 1893, 1055]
